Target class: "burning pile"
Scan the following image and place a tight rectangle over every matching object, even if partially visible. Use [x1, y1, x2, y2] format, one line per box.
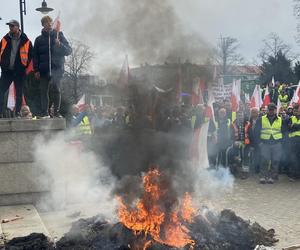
[117, 168, 195, 249]
[5, 167, 278, 250]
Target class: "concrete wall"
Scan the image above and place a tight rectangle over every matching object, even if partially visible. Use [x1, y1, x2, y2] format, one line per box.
[0, 119, 65, 205]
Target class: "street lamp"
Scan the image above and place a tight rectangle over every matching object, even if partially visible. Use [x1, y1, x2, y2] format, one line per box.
[19, 0, 54, 32]
[19, 0, 26, 32]
[36, 0, 54, 15]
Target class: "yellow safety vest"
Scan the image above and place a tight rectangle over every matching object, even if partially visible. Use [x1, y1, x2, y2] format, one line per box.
[289, 116, 300, 138]
[216, 119, 231, 129]
[260, 115, 282, 140]
[79, 116, 92, 135]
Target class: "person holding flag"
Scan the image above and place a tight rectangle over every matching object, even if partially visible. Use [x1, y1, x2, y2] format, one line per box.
[33, 15, 72, 118]
[0, 19, 33, 118]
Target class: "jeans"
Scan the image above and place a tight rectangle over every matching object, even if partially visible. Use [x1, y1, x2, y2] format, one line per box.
[40, 74, 61, 116]
[0, 70, 25, 115]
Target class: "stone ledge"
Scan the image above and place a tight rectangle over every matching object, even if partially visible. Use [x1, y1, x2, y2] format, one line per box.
[0, 118, 66, 132]
[0, 162, 50, 195]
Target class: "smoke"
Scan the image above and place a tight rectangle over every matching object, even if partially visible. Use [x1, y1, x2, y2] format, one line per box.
[94, 127, 234, 208]
[33, 132, 117, 219]
[53, 0, 213, 75]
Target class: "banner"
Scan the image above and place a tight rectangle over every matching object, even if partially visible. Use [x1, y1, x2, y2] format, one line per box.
[211, 81, 232, 102]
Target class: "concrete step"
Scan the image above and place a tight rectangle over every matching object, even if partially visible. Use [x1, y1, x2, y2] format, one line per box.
[0, 205, 50, 242]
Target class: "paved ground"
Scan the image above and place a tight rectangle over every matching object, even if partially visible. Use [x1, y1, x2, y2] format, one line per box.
[208, 175, 300, 249]
[0, 176, 299, 249]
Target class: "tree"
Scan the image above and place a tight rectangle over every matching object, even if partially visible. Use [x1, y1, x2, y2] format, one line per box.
[215, 35, 244, 75]
[294, 0, 300, 43]
[259, 33, 292, 61]
[64, 39, 94, 103]
[260, 50, 295, 84]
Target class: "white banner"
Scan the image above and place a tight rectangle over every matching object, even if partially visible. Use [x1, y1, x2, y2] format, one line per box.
[211, 82, 232, 102]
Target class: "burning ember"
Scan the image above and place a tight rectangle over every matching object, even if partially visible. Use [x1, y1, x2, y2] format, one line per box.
[117, 168, 196, 249]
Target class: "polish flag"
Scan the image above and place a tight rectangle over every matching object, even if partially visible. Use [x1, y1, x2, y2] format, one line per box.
[271, 76, 275, 87]
[52, 12, 61, 33]
[7, 82, 26, 111]
[277, 98, 282, 116]
[204, 90, 216, 124]
[76, 94, 86, 112]
[191, 78, 204, 106]
[231, 80, 240, 112]
[262, 86, 271, 107]
[250, 85, 262, 109]
[290, 81, 300, 105]
[118, 55, 130, 87]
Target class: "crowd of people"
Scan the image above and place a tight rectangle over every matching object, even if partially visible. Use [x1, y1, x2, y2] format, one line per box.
[72, 80, 300, 185]
[0, 16, 299, 185]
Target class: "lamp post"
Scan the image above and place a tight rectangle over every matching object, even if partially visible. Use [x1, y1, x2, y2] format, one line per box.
[19, 0, 54, 32]
[19, 0, 26, 31]
[36, 0, 54, 14]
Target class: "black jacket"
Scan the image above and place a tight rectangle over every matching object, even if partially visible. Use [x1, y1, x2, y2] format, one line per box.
[33, 29, 72, 77]
[0, 32, 33, 75]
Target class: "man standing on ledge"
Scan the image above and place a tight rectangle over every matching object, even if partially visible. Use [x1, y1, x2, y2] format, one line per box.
[0, 20, 33, 118]
[33, 16, 72, 118]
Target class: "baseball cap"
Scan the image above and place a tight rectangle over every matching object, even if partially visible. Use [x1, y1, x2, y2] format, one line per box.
[267, 103, 276, 110]
[6, 19, 20, 27]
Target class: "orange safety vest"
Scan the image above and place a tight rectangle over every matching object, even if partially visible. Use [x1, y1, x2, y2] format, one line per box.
[0, 38, 30, 67]
[0, 38, 7, 63]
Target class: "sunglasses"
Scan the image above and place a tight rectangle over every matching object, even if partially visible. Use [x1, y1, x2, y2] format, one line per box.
[9, 25, 16, 28]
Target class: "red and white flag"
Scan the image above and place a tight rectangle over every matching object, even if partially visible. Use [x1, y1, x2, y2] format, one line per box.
[290, 81, 300, 105]
[262, 85, 271, 107]
[76, 94, 86, 112]
[7, 82, 26, 111]
[204, 90, 216, 124]
[118, 55, 130, 87]
[231, 80, 240, 112]
[250, 85, 262, 109]
[191, 78, 204, 106]
[277, 98, 282, 116]
[52, 12, 61, 33]
[271, 76, 275, 87]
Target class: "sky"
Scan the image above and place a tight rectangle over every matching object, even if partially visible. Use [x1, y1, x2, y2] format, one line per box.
[0, 0, 299, 75]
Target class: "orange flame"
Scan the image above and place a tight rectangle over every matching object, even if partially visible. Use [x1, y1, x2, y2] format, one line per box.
[117, 168, 195, 249]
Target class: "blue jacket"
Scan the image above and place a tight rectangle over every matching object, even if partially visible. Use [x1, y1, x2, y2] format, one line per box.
[33, 29, 72, 77]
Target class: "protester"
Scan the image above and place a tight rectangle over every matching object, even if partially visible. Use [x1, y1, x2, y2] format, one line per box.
[254, 103, 287, 184]
[216, 108, 232, 166]
[0, 20, 33, 118]
[288, 104, 300, 180]
[33, 15, 72, 118]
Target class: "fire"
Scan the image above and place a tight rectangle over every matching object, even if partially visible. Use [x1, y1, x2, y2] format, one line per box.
[117, 168, 196, 249]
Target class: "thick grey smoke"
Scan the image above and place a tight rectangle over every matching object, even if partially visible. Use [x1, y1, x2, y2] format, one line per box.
[53, 0, 213, 74]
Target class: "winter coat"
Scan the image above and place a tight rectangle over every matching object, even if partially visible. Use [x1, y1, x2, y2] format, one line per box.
[0, 32, 33, 75]
[33, 29, 72, 77]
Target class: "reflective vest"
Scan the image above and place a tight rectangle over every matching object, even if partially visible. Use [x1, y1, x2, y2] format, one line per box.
[278, 94, 289, 107]
[216, 118, 231, 129]
[79, 116, 92, 135]
[0, 37, 30, 67]
[260, 115, 282, 140]
[289, 116, 300, 138]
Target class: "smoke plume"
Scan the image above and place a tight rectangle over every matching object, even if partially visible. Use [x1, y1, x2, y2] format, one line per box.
[34, 133, 117, 219]
[53, 0, 213, 74]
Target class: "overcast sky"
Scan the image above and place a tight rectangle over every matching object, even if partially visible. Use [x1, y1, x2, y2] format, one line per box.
[0, 0, 299, 74]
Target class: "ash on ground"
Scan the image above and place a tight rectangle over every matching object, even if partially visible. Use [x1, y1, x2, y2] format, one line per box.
[5, 209, 278, 250]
